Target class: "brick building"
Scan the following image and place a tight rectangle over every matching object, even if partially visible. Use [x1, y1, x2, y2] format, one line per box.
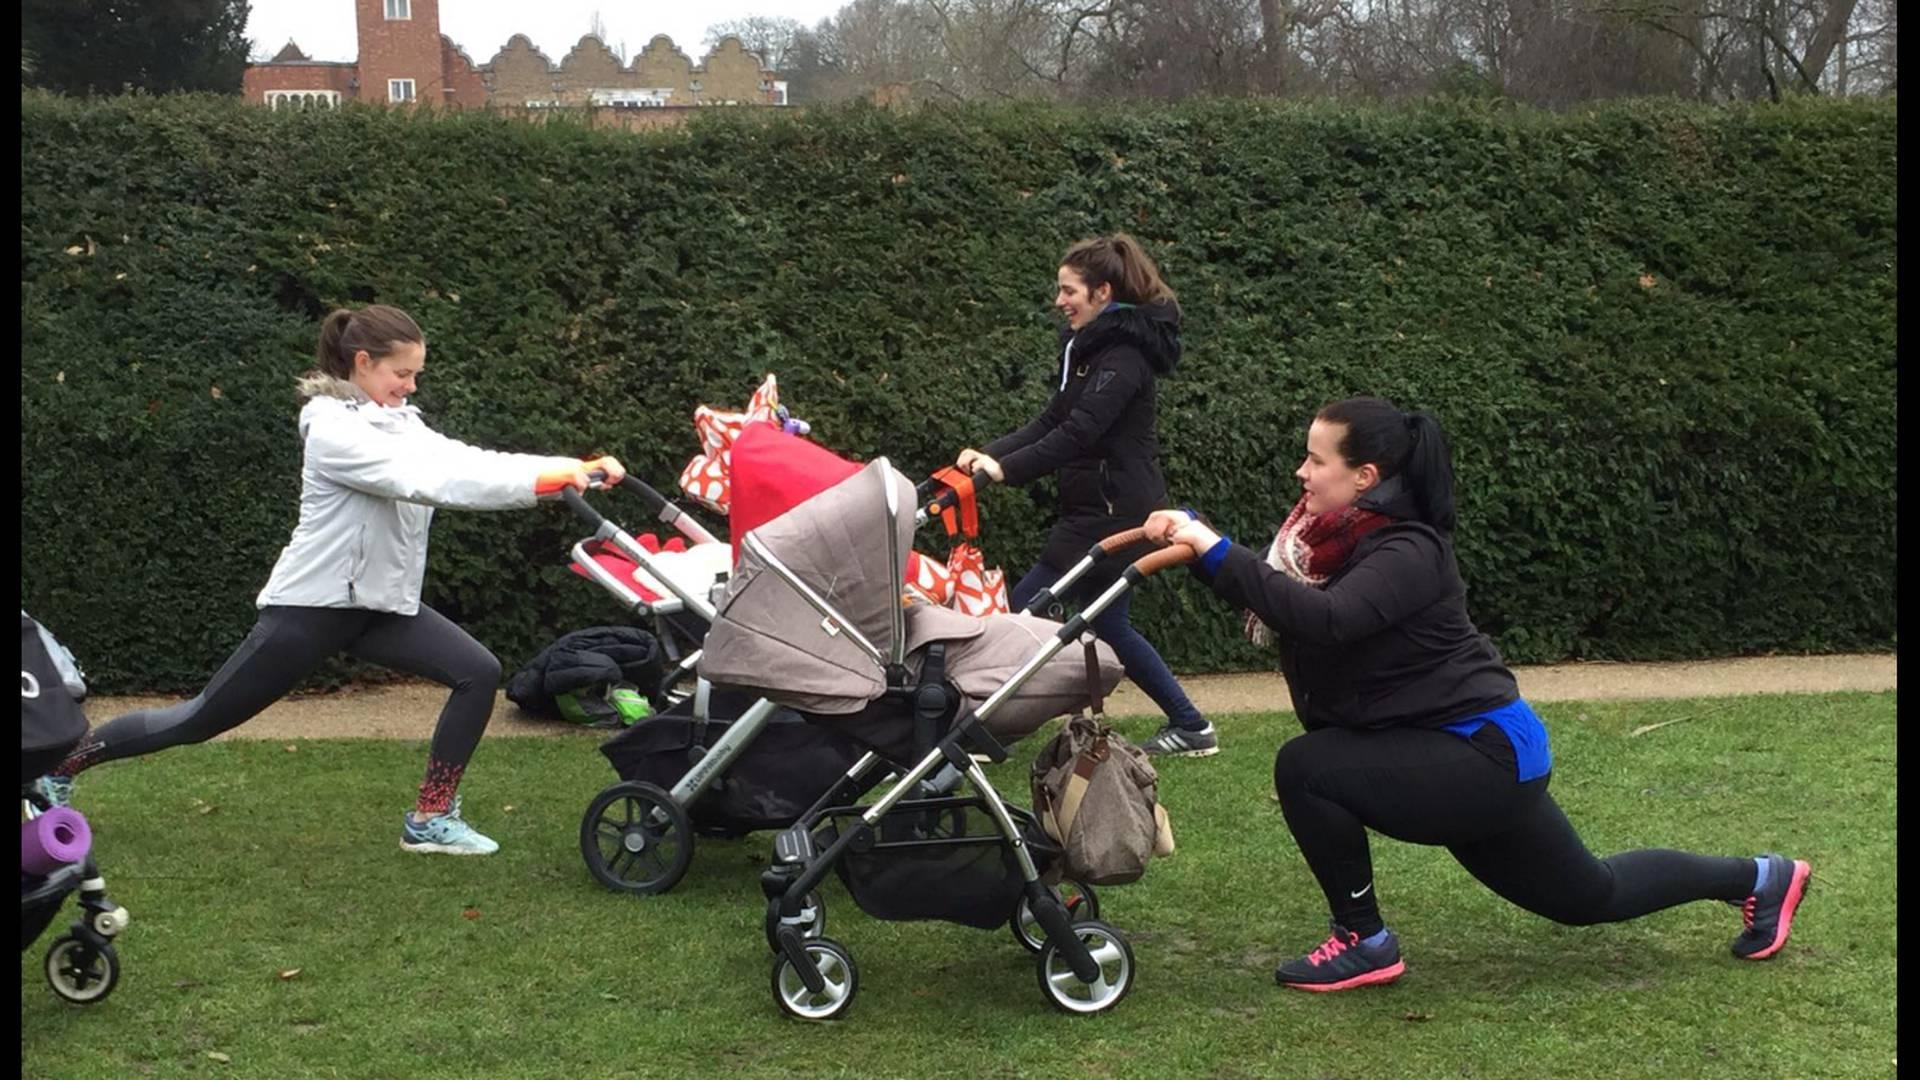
[242, 0, 786, 110]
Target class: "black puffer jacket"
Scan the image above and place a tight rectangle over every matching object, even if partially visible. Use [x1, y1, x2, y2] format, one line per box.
[505, 626, 665, 717]
[985, 302, 1181, 568]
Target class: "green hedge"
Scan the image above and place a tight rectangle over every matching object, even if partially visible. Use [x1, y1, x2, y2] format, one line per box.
[20, 93, 1897, 692]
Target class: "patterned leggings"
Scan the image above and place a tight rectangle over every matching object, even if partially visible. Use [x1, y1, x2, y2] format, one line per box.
[58, 604, 500, 815]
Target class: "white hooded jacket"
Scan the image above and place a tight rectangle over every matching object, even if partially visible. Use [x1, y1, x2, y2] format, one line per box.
[255, 375, 578, 615]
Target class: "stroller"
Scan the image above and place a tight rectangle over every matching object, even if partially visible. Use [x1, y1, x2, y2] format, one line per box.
[21, 613, 131, 1005]
[563, 470, 734, 705]
[561, 471, 867, 895]
[560, 429, 1035, 897]
[696, 459, 1194, 1019]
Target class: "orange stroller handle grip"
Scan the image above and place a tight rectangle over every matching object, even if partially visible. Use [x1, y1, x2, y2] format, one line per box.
[927, 466, 982, 538]
[1097, 528, 1151, 556]
[1130, 545, 1197, 577]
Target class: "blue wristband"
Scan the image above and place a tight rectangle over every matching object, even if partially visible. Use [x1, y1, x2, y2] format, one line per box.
[1199, 535, 1233, 576]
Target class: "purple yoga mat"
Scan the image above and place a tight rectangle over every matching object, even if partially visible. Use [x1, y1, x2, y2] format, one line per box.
[21, 806, 91, 876]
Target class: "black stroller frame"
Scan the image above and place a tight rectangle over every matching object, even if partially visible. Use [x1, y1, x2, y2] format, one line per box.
[562, 475, 836, 896]
[744, 472, 1193, 1020]
[21, 793, 130, 1004]
[560, 472, 1018, 897]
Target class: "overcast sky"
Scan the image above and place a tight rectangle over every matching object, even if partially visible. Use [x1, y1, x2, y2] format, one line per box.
[245, 0, 846, 64]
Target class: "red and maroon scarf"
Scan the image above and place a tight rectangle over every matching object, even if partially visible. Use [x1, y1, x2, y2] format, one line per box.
[1244, 496, 1393, 645]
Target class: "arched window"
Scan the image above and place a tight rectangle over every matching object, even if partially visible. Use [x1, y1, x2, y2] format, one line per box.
[265, 90, 341, 110]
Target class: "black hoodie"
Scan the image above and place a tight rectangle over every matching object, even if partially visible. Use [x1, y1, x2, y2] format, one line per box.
[1197, 476, 1520, 733]
[985, 301, 1181, 568]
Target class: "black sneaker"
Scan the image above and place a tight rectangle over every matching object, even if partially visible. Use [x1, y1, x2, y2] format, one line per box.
[1731, 854, 1811, 960]
[1142, 723, 1219, 758]
[1275, 923, 1406, 992]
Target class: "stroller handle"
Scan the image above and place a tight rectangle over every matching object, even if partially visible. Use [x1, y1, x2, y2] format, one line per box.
[613, 474, 674, 515]
[1016, 524, 1156, 619]
[1130, 544, 1197, 577]
[1095, 527, 1194, 576]
[585, 471, 723, 546]
[918, 467, 996, 517]
[577, 469, 668, 509]
[1096, 527, 1151, 556]
[567, 470, 720, 539]
[559, 485, 607, 528]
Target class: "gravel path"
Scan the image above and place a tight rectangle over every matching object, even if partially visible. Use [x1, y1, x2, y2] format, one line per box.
[78, 653, 1896, 741]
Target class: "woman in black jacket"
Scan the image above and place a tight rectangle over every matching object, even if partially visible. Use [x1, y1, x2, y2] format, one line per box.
[1142, 396, 1810, 990]
[956, 233, 1214, 757]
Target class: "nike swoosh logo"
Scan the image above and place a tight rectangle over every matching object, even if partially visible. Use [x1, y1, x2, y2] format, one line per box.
[1350, 883, 1373, 899]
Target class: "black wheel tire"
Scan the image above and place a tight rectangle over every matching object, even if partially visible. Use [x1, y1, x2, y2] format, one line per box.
[579, 781, 695, 895]
[771, 937, 858, 1022]
[1036, 920, 1135, 1015]
[45, 936, 119, 1005]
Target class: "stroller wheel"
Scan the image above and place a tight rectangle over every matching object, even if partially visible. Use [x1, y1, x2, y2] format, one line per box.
[45, 935, 119, 1005]
[1010, 879, 1099, 954]
[763, 892, 826, 952]
[1036, 920, 1135, 1015]
[771, 937, 858, 1022]
[579, 782, 695, 895]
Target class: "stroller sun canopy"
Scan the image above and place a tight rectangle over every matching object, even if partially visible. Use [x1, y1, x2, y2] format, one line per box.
[21, 613, 90, 784]
[696, 462, 1126, 746]
[698, 459, 917, 714]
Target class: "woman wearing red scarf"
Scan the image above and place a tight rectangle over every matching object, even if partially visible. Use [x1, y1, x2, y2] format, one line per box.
[1142, 397, 1810, 992]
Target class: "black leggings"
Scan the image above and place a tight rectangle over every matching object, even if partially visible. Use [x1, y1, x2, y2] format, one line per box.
[1273, 725, 1755, 938]
[63, 605, 501, 785]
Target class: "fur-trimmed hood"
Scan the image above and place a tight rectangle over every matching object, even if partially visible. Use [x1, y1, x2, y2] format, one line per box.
[297, 372, 377, 403]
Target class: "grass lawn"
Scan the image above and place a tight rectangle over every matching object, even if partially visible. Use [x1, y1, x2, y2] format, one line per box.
[20, 692, 1896, 1079]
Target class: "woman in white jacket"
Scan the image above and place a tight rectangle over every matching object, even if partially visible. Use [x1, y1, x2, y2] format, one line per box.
[35, 305, 621, 856]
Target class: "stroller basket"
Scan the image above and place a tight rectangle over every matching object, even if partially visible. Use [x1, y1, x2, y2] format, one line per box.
[823, 799, 1060, 930]
[600, 690, 864, 837]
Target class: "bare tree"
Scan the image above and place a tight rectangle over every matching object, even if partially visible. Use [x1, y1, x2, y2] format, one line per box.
[1848, 0, 1896, 93]
[814, 0, 952, 98]
[1079, 0, 1266, 99]
[779, 23, 861, 102]
[1594, 0, 1885, 98]
[716, 0, 1889, 103]
[1253, 0, 1346, 91]
[917, 0, 1099, 98]
[780, 0, 1117, 102]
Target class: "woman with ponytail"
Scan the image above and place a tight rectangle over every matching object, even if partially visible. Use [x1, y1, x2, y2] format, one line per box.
[954, 232, 1214, 757]
[32, 304, 625, 857]
[1141, 397, 1810, 990]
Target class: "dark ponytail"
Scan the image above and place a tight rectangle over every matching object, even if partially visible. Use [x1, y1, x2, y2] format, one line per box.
[307, 304, 424, 383]
[313, 309, 357, 379]
[1061, 232, 1178, 308]
[1315, 397, 1458, 533]
[1400, 411, 1456, 533]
